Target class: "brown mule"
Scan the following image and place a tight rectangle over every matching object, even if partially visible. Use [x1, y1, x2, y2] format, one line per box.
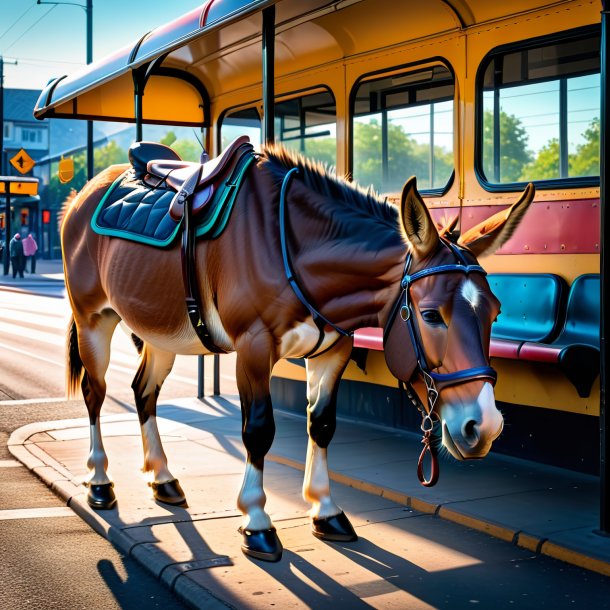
[62, 144, 534, 561]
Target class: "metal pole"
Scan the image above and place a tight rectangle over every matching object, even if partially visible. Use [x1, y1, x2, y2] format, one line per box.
[599, 3, 609, 535]
[213, 355, 220, 396]
[262, 6, 275, 143]
[197, 355, 204, 399]
[4, 184, 11, 276]
[86, 0, 94, 180]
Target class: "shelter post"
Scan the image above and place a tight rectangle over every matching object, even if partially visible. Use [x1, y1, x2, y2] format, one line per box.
[262, 6, 275, 143]
[600, 2, 609, 535]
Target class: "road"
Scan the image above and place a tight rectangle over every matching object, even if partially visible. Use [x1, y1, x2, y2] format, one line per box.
[0, 279, 236, 610]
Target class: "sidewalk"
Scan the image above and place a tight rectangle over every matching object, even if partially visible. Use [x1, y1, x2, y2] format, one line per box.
[0, 258, 64, 284]
[7, 395, 610, 608]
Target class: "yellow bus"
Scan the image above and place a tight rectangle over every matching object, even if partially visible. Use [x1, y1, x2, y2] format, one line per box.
[35, 0, 606, 494]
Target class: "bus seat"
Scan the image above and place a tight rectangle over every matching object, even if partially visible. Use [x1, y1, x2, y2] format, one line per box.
[519, 274, 600, 397]
[488, 273, 568, 343]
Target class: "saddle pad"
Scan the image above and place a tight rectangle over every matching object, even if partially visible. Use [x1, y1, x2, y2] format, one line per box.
[91, 151, 256, 247]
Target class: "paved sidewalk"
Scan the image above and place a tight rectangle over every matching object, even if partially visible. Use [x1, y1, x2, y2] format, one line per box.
[7, 395, 610, 608]
[0, 258, 65, 294]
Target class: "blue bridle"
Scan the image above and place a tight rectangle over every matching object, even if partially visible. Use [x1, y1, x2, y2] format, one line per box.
[395, 241, 497, 412]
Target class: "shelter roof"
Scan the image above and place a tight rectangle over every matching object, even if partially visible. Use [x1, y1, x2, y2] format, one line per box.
[34, 0, 600, 126]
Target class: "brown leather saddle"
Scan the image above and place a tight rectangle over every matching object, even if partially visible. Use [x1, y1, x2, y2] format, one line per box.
[128, 135, 253, 221]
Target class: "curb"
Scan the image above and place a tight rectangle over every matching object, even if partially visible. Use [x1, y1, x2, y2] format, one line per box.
[9, 417, 610, 590]
[7, 419, 234, 610]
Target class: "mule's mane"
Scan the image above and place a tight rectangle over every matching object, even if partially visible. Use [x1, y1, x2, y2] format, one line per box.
[262, 144, 399, 230]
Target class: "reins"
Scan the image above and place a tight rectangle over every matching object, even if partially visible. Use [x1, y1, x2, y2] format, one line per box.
[278, 167, 497, 486]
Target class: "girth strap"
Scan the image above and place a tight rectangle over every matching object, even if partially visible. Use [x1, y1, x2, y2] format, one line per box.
[179, 165, 226, 354]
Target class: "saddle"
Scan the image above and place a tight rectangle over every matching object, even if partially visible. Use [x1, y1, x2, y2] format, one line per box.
[128, 135, 253, 221]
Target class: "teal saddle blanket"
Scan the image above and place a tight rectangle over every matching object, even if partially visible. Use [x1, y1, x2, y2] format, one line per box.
[91, 152, 255, 247]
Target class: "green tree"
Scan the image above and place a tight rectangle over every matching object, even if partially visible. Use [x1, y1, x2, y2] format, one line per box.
[482, 110, 532, 182]
[160, 131, 177, 147]
[570, 117, 599, 177]
[352, 118, 452, 192]
[519, 117, 600, 180]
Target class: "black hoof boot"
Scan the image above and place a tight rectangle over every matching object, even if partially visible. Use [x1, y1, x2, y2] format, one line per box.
[239, 527, 283, 562]
[312, 511, 358, 542]
[151, 479, 188, 507]
[87, 483, 117, 510]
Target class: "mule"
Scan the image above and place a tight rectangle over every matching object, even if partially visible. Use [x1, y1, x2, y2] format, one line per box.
[62, 144, 534, 561]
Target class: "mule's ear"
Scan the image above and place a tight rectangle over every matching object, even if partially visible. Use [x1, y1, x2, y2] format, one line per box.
[458, 183, 535, 258]
[400, 177, 439, 259]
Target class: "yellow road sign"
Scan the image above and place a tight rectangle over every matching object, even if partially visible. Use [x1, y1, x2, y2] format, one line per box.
[10, 149, 36, 174]
[0, 180, 38, 196]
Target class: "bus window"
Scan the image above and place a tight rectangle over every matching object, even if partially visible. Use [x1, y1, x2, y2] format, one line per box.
[275, 90, 337, 167]
[220, 107, 262, 151]
[351, 64, 454, 194]
[479, 29, 600, 186]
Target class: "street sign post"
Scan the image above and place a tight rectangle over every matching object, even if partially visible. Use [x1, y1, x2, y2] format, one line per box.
[1, 176, 39, 275]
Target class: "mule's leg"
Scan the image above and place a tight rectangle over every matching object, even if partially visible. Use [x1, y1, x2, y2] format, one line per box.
[75, 309, 121, 510]
[131, 342, 186, 506]
[235, 333, 282, 562]
[304, 339, 357, 541]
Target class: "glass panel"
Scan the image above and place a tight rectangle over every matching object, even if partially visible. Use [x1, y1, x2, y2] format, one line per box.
[142, 125, 206, 162]
[220, 107, 262, 151]
[567, 73, 600, 178]
[480, 30, 600, 184]
[352, 65, 454, 193]
[275, 91, 336, 166]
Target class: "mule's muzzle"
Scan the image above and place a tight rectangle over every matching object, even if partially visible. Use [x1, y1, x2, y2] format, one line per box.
[440, 382, 504, 460]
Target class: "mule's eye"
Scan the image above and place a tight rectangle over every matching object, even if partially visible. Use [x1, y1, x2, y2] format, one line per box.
[421, 309, 445, 326]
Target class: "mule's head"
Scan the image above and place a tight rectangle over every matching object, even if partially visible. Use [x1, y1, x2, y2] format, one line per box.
[384, 178, 534, 460]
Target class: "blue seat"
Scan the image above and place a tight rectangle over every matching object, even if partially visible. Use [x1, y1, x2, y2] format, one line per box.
[488, 273, 567, 343]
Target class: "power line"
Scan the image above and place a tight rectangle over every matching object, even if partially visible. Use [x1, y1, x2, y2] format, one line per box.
[0, 3, 36, 44]
[2, 5, 57, 54]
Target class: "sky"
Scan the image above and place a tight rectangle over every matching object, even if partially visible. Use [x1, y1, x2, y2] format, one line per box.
[0, 0, 204, 90]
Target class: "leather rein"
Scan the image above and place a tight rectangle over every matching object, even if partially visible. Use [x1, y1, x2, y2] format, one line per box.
[279, 168, 497, 486]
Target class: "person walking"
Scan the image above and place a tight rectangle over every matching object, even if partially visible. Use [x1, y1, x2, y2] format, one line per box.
[23, 234, 38, 274]
[9, 233, 25, 279]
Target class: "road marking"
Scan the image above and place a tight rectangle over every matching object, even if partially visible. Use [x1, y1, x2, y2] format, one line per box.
[0, 507, 76, 521]
[0, 397, 78, 406]
[0, 459, 22, 468]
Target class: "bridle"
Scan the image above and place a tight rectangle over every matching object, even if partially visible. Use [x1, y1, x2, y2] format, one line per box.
[387, 240, 497, 485]
[278, 167, 497, 486]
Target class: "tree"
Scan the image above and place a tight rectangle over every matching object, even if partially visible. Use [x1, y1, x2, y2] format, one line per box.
[482, 110, 532, 182]
[519, 116, 600, 180]
[352, 118, 452, 192]
[570, 117, 599, 177]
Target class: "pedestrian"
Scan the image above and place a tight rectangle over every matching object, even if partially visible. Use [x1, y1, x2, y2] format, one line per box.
[9, 233, 25, 279]
[23, 233, 38, 274]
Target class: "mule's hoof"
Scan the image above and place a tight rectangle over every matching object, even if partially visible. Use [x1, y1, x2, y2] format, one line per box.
[312, 511, 358, 542]
[239, 527, 283, 562]
[87, 483, 117, 510]
[151, 479, 188, 507]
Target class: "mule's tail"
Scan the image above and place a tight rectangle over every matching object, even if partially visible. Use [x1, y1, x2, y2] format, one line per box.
[67, 315, 83, 398]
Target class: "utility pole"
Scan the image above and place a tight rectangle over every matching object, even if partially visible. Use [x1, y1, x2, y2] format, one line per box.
[37, 0, 93, 179]
[1, 55, 18, 275]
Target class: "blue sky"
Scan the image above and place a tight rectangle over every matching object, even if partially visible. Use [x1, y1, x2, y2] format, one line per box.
[0, 0, 203, 90]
